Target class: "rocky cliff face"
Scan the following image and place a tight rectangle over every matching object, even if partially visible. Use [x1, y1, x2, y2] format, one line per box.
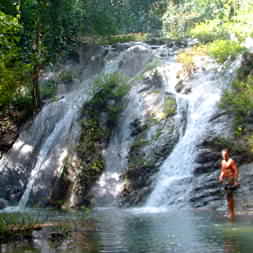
[189, 53, 253, 210]
[1, 41, 253, 210]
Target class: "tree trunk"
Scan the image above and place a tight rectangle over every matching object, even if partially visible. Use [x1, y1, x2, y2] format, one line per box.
[31, 21, 42, 111]
[32, 64, 41, 110]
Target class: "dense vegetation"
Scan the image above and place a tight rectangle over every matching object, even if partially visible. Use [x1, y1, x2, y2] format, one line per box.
[1, 0, 253, 152]
[0, 0, 159, 152]
[1, 0, 253, 110]
[161, 1, 253, 155]
[0, 0, 158, 112]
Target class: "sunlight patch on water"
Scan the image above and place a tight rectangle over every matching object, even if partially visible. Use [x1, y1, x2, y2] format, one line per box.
[126, 206, 169, 214]
[1, 206, 21, 213]
[0, 206, 36, 213]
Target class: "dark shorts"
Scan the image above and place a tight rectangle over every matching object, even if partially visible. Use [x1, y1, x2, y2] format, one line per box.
[224, 182, 240, 196]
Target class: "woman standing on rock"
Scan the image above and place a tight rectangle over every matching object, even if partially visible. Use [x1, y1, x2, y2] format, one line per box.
[219, 149, 239, 220]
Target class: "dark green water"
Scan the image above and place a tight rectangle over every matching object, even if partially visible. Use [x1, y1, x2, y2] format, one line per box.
[2, 207, 253, 253]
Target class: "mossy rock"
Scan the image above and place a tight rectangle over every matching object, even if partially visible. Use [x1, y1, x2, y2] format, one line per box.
[163, 96, 177, 118]
[61, 73, 129, 207]
[58, 70, 75, 83]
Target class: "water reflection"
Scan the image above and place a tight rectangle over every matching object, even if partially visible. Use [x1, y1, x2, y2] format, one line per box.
[224, 239, 240, 253]
[1, 208, 253, 253]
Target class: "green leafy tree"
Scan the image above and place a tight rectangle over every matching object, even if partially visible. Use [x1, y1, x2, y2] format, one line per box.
[19, 0, 81, 109]
[0, 10, 31, 108]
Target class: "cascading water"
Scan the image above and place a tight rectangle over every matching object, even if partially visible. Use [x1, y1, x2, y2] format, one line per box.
[0, 45, 107, 208]
[92, 45, 233, 208]
[0, 42, 157, 208]
[89, 43, 157, 206]
[18, 88, 90, 208]
[0, 41, 242, 209]
[146, 56, 242, 208]
[146, 76, 221, 206]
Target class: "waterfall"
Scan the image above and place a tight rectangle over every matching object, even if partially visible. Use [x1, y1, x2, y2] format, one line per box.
[0, 42, 156, 208]
[89, 43, 156, 206]
[85, 43, 240, 208]
[18, 89, 89, 208]
[0, 41, 242, 209]
[146, 56, 242, 208]
[89, 129, 129, 206]
[146, 77, 222, 206]
[0, 45, 105, 208]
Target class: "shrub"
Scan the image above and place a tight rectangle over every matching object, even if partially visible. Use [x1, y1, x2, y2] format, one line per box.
[12, 95, 33, 110]
[161, 2, 202, 39]
[220, 76, 253, 131]
[226, 6, 253, 41]
[71, 72, 130, 202]
[176, 46, 207, 75]
[190, 20, 229, 43]
[80, 33, 148, 45]
[10, 94, 34, 120]
[92, 73, 129, 99]
[190, 9, 253, 43]
[206, 40, 245, 63]
[104, 33, 148, 44]
[58, 70, 74, 83]
[163, 97, 177, 117]
[177, 40, 244, 71]
[206, 136, 253, 158]
[90, 73, 129, 128]
[224, 22, 252, 42]
[40, 80, 57, 100]
[0, 212, 39, 234]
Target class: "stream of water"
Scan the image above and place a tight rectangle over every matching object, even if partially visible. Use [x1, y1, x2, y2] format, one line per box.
[2, 207, 253, 253]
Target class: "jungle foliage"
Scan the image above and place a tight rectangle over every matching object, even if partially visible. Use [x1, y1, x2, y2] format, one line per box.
[157, 0, 253, 40]
[1, 0, 253, 113]
[0, 0, 158, 112]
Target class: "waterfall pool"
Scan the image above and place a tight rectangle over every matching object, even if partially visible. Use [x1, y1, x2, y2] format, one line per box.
[1, 207, 253, 253]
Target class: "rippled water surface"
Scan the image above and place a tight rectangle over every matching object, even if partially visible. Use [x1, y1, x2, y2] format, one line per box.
[2, 207, 253, 253]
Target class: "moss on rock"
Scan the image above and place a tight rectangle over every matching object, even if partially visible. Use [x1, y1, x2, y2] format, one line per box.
[163, 96, 177, 118]
[219, 52, 253, 160]
[59, 73, 129, 208]
[120, 108, 178, 206]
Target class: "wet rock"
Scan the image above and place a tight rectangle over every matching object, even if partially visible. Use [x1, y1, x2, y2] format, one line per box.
[191, 162, 253, 209]
[143, 70, 163, 89]
[0, 132, 17, 152]
[195, 150, 220, 164]
[183, 87, 192, 94]
[193, 163, 219, 175]
[233, 162, 253, 208]
[120, 106, 179, 206]
[189, 171, 224, 208]
[175, 80, 184, 93]
[175, 79, 192, 94]
[130, 119, 145, 137]
[0, 198, 8, 209]
[118, 44, 154, 77]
